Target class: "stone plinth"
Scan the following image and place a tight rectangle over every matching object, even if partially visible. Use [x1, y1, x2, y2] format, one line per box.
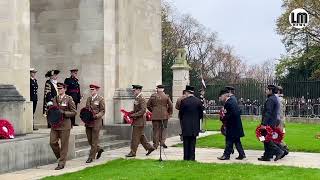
[0, 85, 30, 136]
[113, 88, 134, 124]
[171, 48, 191, 118]
[0, 133, 75, 174]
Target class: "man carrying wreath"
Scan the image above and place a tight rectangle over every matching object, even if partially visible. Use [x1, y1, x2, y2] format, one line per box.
[84, 84, 105, 163]
[49, 83, 77, 170]
[258, 85, 284, 161]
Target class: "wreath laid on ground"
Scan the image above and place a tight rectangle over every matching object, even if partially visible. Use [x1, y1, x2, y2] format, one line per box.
[255, 125, 273, 142]
[0, 119, 15, 139]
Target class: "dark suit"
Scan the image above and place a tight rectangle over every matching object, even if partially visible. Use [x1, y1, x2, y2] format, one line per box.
[30, 78, 38, 129]
[223, 97, 245, 157]
[64, 76, 81, 125]
[179, 95, 203, 160]
[30, 78, 38, 113]
[262, 94, 283, 158]
[43, 80, 58, 128]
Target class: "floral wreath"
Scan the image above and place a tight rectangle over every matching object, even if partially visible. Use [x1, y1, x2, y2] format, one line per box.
[255, 125, 273, 142]
[0, 119, 15, 139]
[120, 109, 133, 124]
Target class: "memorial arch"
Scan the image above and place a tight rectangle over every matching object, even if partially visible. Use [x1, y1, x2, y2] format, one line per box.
[0, 0, 162, 135]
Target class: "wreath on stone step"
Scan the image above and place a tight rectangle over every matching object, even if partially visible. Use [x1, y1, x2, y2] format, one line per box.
[0, 119, 15, 139]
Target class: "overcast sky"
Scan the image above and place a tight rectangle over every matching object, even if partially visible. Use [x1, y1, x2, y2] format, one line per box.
[169, 0, 287, 65]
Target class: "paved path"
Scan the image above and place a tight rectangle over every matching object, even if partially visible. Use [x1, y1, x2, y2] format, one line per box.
[1, 131, 319, 180]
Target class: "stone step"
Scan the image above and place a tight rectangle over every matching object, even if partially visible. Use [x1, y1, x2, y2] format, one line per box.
[74, 130, 108, 139]
[75, 135, 119, 148]
[75, 140, 130, 158]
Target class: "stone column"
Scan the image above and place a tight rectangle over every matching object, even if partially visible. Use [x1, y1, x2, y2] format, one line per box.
[171, 48, 191, 118]
[0, 0, 33, 133]
[112, 0, 161, 123]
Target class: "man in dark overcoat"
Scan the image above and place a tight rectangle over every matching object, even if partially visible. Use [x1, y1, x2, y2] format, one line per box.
[179, 85, 203, 161]
[258, 85, 284, 161]
[217, 89, 246, 160]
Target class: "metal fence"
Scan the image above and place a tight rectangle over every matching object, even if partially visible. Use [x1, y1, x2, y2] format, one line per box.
[203, 79, 320, 104]
[200, 78, 320, 118]
[205, 104, 320, 118]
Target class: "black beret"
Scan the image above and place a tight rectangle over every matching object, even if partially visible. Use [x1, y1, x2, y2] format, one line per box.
[45, 70, 60, 78]
[132, 85, 143, 89]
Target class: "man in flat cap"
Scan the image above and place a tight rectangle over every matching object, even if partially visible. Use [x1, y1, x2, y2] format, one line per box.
[126, 85, 155, 157]
[147, 85, 173, 149]
[84, 84, 105, 163]
[30, 68, 38, 131]
[43, 70, 60, 128]
[217, 89, 245, 160]
[258, 84, 284, 161]
[49, 82, 77, 170]
[179, 85, 203, 160]
[64, 68, 81, 126]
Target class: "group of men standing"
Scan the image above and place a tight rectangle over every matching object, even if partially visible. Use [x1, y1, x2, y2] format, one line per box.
[30, 68, 81, 129]
[30, 68, 105, 170]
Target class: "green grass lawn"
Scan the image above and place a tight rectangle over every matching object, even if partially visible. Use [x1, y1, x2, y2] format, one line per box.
[43, 159, 320, 180]
[197, 119, 320, 153]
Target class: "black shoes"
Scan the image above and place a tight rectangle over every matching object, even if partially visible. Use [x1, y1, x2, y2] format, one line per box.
[86, 158, 93, 163]
[96, 149, 104, 159]
[162, 144, 168, 148]
[258, 156, 271, 161]
[146, 148, 155, 156]
[55, 165, 65, 170]
[281, 150, 289, 159]
[125, 153, 136, 158]
[235, 155, 246, 160]
[274, 151, 285, 161]
[217, 155, 230, 160]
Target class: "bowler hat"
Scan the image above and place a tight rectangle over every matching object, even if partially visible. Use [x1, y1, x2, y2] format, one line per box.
[184, 85, 195, 93]
[219, 89, 229, 96]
